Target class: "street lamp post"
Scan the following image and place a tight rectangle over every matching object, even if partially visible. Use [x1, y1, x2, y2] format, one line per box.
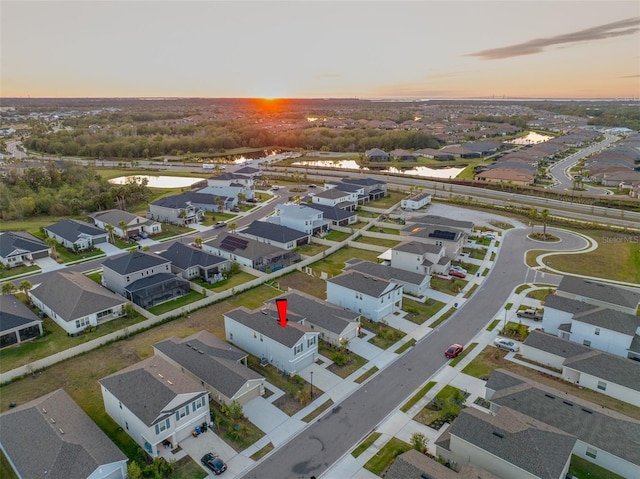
[310, 371, 314, 401]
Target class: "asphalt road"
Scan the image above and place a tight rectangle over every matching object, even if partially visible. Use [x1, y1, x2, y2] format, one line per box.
[239, 227, 587, 479]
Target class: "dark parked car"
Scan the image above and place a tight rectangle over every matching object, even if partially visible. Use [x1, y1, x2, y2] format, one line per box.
[246, 198, 258, 203]
[201, 453, 227, 475]
[215, 221, 227, 228]
[445, 343, 464, 358]
[230, 207, 241, 212]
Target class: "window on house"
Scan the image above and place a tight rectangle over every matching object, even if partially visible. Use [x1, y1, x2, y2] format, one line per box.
[583, 340, 591, 347]
[119, 401, 122, 409]
[155, 418, 170, 434]
[260, 335, 263, 342]
[594, 328, 600, 336]
[294, 344, 302, 355]
[586, 447, 597, 459]
[307, 336, 315, 347]
[597, 381, 607, 391]
[229, 333, 233, 340]
[253, 331, 257, 338]
[125, 421, 128, 430]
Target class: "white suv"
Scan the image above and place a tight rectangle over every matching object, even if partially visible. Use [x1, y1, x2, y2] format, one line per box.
[493, 338, 519, 352]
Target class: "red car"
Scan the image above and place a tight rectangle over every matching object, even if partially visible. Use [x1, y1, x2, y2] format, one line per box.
[449, 270, 466, 278]
[445, 344, 464, 358]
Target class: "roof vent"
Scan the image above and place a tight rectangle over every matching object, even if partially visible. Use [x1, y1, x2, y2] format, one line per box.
[50, 417, 56, 424]
[198, 350, 204, 354]
[167, 380, 173, 385]
[544, 393, 555, 399]
[492, 431, 504, 439]
[186, 343, 192, 347]
[58, 428, 64, 435]
[582, 408, 592, 414]
[563, 400, 573, 406]
[158, 374, 164, 379]
[42, 408, 47, 414]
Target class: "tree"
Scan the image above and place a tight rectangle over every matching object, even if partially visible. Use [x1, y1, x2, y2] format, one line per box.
[540, 209, 550, 240]
[18, 280, 32, 302]
[215, 196, 225, 213]
[228, 222, 238, 233]
[194, 237, 203, 248]
[118, 220, 128, 240]
[104, 223, 115, 244]
[528, 209, 538, 235]
[2, 282, 16, 295]
[45, 236, 58, 260]
[410, 431, 428, 454]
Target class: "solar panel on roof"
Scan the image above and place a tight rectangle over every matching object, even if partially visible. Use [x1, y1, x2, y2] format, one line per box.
[429, 230, 455, 240]
[220, 236, 248, 251]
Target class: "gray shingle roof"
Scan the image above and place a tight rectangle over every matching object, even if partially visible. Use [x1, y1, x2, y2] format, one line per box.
[544, 294, 597, 315]
[264, 291, 360, 335]
[393, 241, 444, 255]
[343, 178, 386, 187]
[0, 231, 49, 258]
[102, 251, 170, 275]
[206, 233, 288, 261]
[225, 307, 314, 348]
[241, 221, 308, 243]
[159, 242, 227, 271]
[31, 271, 126, 322]
[0, 389, 126, 479]
[523, 329, 592, 358]
[99, 356, 205, 426]
[44, 219, 107, 243]
[449, 407, 576, 479]
[400, 224, 464, 242]
[345, 260, 427, 287]
[306, 203, 356, 221]
[150, 193, 194, 209]
[154, 332, 263, 399]
[558, 276, 640, 310]
[409, 215, 474, 230]
[489, 371, 640, 465]
[573, 306, 640, 335]
[563, 350, 640, 392]
[327, 270, 397, 297]
[90, 209, 141, 225]
[125, 272, 188, 293]
[0, 294, 41, 333]
[313, 188, 351, 200]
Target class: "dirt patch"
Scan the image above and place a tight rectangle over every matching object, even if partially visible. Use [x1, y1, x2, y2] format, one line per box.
[276, 271, 326, 299]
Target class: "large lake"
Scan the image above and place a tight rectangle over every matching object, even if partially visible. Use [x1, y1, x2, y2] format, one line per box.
[109, 175, 204, 188]
[292, 160, 464, 179]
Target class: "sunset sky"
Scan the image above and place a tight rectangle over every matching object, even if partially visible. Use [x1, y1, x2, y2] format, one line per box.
[1, 1, 639, 99]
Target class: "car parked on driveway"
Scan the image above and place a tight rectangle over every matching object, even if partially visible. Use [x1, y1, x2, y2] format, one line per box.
[230, 207, 241, 213]
[201, 453, 227, 475]
[493, 338, 520, 352]
[445, 343, 464, 358]
[449, 269, 467, 278]
[516, 308, 543, 321]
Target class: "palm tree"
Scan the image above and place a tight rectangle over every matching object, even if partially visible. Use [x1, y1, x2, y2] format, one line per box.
[540, 209, 550, 241]
[105, 224, 115, 244]
[18, 280, 32, 303]
[215, 197, 224, 213]
[194, 237, 203, 248]
[2, 282, 16, 295]
[228, 222, 238, 233]
[118, 221, 128, 240]
[45, 236, 58, 260]
[528, 209, 538, 235]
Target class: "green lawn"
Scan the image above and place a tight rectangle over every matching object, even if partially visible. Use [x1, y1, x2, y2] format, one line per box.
[403, 298, 447, 324]
[362, 318, 406, 349]
[413, 385, 467, 429]
[318, 341, 368, 378]
[463, 283, 478, 299]
[323, 230, 351, 242]
[568, 454, 625, 479]
[0, 312, 146, 373]
[354, 366, 378, 384]
[0, 449, 18, 479]
[301, 399, 334, 423]
[210, 271, 259, 293]
[354, 236, 401, 248]
[367, 190, 404, 209]
[210, 405, 265, 451]
[227, 284, 282, 310]
[250, 442, 274, 461]
[363, 437, 412, 476]
[146, 290, 206, 315]
[0, 264, 40, 280]
[351, 432, 382, 458]
[394, 338, 416, 354]
[430, 276, 467, 295]
[295, 242, 330, 257]
[429, 307, 456, 328]
[400, 381, 436, 413]
[309, 246, 382, 277]
[53, 246, 104, 264]
[486, 319, 500, 332]
[449, 342, 477, 367]
[526, 287, 555, 301]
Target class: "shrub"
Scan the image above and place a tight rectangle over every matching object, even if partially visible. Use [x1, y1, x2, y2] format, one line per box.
[332, 351, 349, 366]
[410, 432, 428, 454]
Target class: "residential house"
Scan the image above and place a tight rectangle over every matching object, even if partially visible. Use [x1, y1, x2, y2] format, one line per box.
[523, 330, 640, 407]
[224, 306, 319, 374]
[554, 276, 640, 315]
[410, 215, 474, 235]
[364, 148, 389, 162]
[391, 241, 449, 275]
[197, 172, 255, 205]
[345, 259, 430, 298]
[102, 251, 190, 308]
[326, 270, 403, 321]
[267, 203, 330, 236]
[325, 181, 369, 204]
[43, 219, 109, 251]
[153, 331, 265, 406]
[263, 290, 361, 347]
[181, 191, 230, 213]
[342, 178, 387, 201]
[390, 149, 416, 162]
[0, 389, 128, 479]
[203, 233, 301, 273]
[400, 224, 466, 258]
[239, 220, 311, 250]
[31, 271, 128, 335]
[311, 188, 357, 211]
[400, 192, 432, 210]
[0, 231, 51, 268]
[386, 449, 499, 479]
[147, 194, 204, 226]
[90, 209, 161, 239]
[485, 370, 640, 479]
[100, 356, 210, 458]
[159, 242, 230, 283]
[474, 167, 535, 186]
[0, 294, 43, 348]
[541, 294, 640, 360]
[306, 203, 358, 227]
[436, 406, 575, 479]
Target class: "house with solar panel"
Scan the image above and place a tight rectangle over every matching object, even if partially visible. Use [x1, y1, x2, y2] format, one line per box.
[344, 259, 431, 298]
[400, 223, 466, 258]
[101, 251, 190, 309]
[158, 242, 230, 283]
[326, 270, 403, 321]
[223, 306, 319, 374]
[100, 356, 210, 458]
[203, 233, 301, 273]
[390, 241, 450, 276]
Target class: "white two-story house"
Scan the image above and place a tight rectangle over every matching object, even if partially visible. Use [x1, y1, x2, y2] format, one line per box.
[326, 270, 403, 322]
[267, 203, 330, 236]
[197, 172, 255, 206]
[311, 188, 357, 211]
[224, 306, 319, 375]
[147, 194, 204, 226]
[99, 356, 210, 458]
[391, 241, 449, 275]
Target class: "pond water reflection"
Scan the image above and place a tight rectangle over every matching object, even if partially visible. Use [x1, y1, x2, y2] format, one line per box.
[292, 160, 464, 178]
[109, 175, 204, 188]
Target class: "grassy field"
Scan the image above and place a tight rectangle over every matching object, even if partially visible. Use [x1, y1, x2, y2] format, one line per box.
[363, 437, 412, 476]
[308, 246, 382, 277]
[525, 229, 640, 283]
[0, 264, 40, 280]
[403, 298, 447, 325]
[295, 242, 330, 257]
[323, 230, 351, 242]
[568, 454, 625, 479]
[430, 276, 467, 295]
[353, 236, 401, 248]
[210, 271, 259, 293]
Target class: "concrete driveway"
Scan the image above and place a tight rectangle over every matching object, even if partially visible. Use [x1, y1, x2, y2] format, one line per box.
[96, 242, 123, 257]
